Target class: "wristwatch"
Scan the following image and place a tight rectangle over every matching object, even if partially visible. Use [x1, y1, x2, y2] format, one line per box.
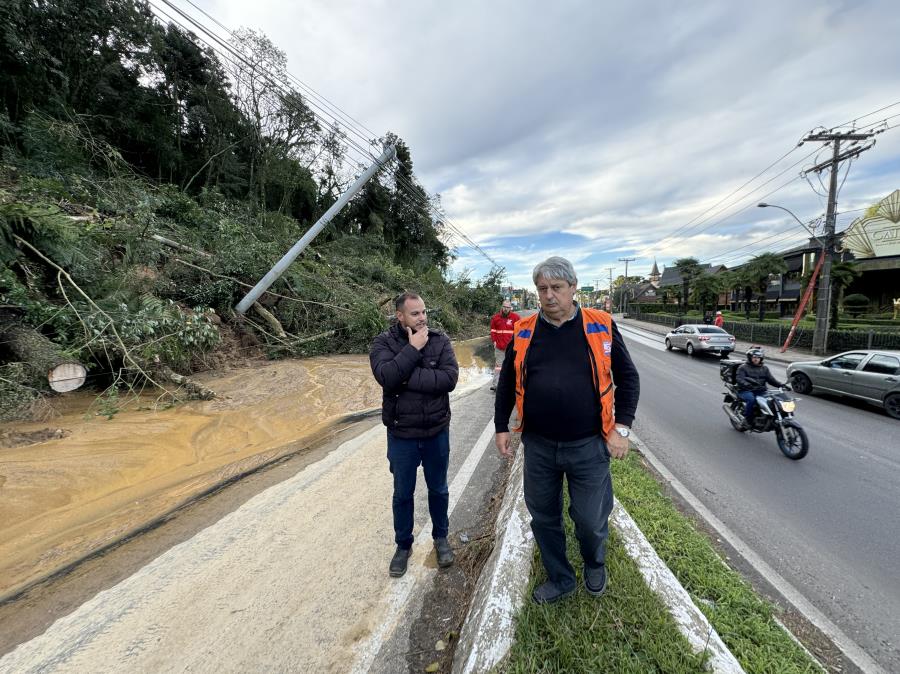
[614, 425, 630, 438]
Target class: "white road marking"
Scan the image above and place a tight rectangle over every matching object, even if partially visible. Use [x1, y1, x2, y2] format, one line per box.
[629, 430, 886, 674]
[350, 418, 496, 673]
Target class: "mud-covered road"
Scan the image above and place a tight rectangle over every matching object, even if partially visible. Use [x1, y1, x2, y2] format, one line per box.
[0, 337, 505, 673]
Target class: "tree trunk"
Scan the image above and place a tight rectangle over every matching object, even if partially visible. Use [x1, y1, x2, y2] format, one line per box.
[149, 357, 216, 401]
[252, 302, 287, 339]
[0, 322, 86, 392]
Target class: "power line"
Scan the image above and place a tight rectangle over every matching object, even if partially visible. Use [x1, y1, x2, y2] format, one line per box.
[636, 146, 819, 261]
[634, 143, 804, 259]
[152, 0, 498, 268]
[830, 101, 900, 131]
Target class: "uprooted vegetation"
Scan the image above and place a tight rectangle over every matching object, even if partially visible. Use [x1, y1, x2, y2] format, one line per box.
[1, 0, 505, 421]
[1, 126, 501, 422]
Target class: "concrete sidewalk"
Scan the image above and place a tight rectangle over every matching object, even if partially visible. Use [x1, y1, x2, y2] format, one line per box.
[615, 315, 819, 366]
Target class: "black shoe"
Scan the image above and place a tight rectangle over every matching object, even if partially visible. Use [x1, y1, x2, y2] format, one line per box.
[584, 566, 607, 596]
[435, 537, 455, 568]
[532, 581, 575, 605]
[490, 385, 496, 391]
[389, 546, 411, 577]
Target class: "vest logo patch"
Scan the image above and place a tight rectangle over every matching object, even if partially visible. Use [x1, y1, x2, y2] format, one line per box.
[586, 322, 609, 334]
[517, 329, 532, 338]
[603, 339, 612, 355]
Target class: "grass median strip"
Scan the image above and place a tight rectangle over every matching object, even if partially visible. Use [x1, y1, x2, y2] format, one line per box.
[500, 451, 821, 673]
[614, 451, 820, 672]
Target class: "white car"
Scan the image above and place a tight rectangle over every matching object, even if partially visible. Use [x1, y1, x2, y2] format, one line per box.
[664, 324, 736, 358]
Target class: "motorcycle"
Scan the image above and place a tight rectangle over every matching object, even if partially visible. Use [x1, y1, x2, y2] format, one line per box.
[719, 359, 809, 460]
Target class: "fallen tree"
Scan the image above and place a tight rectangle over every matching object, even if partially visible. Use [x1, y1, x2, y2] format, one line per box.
[0, 317, 87, 392]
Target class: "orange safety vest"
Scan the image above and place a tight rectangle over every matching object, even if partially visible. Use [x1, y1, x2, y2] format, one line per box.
[512, 307, 616, 436]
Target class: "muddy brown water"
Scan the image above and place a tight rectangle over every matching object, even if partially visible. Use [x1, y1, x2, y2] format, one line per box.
[0, 337, 492, 600]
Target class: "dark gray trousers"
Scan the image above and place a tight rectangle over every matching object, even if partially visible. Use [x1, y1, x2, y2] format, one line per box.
[522, 432, 613, 591]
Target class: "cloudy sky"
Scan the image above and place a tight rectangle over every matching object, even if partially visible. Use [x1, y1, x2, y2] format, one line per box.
[178, 0, 900, 288]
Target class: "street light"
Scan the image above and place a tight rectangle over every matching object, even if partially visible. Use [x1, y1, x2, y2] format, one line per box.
[757, 203, 830, 354]
[756, 203, 823, 245]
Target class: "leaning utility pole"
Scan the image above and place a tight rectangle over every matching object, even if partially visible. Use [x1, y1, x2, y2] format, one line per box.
[802, 131, 874, 354]
[235, 145, 397, 314]
[618, 257, 635, 316]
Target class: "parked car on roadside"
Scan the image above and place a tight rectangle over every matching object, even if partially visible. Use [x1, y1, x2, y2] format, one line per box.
[664, 324, 736, 358]
[786, 350, 900, 419]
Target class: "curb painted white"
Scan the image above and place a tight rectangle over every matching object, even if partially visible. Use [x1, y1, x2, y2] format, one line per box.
[629, 430, 886, 674]
[453, 446, 532, 674]
[610, 497, 744, 673]
[452, 432, 746, 673]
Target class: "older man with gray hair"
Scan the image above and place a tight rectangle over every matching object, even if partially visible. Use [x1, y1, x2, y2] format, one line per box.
[494, 256, 640, 604]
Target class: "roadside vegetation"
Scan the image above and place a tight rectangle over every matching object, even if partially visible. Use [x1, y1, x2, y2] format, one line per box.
[0, 0, 502, 422]
[502, 451, 821, 673]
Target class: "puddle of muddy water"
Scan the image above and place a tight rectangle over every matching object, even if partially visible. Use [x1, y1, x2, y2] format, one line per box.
[0, 338, 493, 600]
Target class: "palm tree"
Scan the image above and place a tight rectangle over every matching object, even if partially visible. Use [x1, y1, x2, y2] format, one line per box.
[743, 252, 787, 322]
[830, 261, 861, 329]
[691, 273, 722, 313]
[673, 257, 702, 313]
[715, 270, 741, 312]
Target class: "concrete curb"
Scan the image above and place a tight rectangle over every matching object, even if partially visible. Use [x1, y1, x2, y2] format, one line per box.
[453, 447, 532, 674]
[452, 431, 746, 673]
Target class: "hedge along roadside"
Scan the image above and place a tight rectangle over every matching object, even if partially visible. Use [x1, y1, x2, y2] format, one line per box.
[631, 310, 900, 352]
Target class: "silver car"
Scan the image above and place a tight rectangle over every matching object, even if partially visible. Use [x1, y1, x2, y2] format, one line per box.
[664, 324, 736, 358]
[786, 350, 900, 419]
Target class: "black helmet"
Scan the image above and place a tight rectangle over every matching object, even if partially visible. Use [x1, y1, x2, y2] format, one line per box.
[746, 346, 765, 364]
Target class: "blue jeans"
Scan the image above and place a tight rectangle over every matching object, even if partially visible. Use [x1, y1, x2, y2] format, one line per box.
[739, 389, 764, 421]
[387, 428, 450, 549]
[522, 432, 612, 591]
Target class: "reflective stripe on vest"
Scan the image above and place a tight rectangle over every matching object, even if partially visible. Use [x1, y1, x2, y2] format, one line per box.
[511, 308, 616, 435]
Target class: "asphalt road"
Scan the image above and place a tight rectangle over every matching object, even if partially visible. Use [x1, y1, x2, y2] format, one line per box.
[618, 322, 900, 671]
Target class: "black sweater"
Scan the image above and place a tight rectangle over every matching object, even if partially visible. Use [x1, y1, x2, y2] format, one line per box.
[494, 309, 640, 441]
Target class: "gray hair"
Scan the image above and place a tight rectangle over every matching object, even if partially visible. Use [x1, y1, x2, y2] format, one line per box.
[532, 256, 577, 286]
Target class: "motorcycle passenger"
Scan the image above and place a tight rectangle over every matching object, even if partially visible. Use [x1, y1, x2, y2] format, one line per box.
[736, 347, 785, 429]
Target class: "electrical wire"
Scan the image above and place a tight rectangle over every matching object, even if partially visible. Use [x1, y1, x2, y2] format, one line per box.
[151, 0, 498, 268]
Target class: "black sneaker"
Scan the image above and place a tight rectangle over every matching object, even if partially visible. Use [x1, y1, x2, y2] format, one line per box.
[531, 581, 575, 605]
[435, 537, 455, 568]
[389, 546, 411, 577]
[584, 565, 607, 597]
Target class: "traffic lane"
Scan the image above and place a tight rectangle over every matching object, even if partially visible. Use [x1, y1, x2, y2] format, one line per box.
[620, 332, 900, 669]
[618, 323, 899, 463]
[621, 331, 900, 579]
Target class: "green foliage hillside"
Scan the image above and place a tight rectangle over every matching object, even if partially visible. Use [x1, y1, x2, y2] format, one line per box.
[0, 0, 502, 420]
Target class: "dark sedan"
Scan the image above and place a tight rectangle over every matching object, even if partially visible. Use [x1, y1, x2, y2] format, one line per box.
[786, 350, 900, 419]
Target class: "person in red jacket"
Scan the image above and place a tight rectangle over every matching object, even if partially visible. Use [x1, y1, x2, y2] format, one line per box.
[714, 311, 724, 328]
[490, 300, 520, 390]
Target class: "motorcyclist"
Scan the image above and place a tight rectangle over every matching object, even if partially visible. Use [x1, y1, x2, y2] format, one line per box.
[735, 346, 785, 429]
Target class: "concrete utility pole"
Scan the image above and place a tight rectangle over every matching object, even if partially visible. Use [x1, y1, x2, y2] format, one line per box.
[802, 132, 874, 354]
[606, 267, 615, 311]
[235, 145, 397, 314]
[618, 257, 635, 316]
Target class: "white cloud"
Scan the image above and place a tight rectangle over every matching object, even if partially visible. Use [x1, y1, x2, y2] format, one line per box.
[188, 0, 900, 287]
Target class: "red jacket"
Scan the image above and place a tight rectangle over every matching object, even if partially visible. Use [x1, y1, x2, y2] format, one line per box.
[490, 311, 520, 351]
[714, 315, 724, 328]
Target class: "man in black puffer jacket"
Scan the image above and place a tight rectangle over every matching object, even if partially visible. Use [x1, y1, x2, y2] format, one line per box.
[370, 292, 459, 578]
